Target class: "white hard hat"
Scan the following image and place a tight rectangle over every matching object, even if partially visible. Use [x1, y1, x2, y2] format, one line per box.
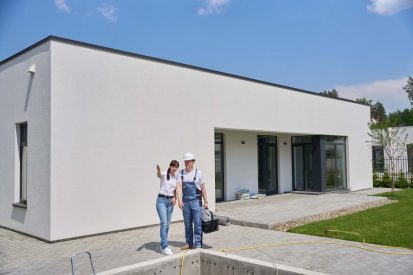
[183, 152, 196, 161]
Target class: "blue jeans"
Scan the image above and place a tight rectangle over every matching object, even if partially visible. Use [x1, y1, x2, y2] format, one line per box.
[156, 197, 174, 249]
[183, 199, 202, 248]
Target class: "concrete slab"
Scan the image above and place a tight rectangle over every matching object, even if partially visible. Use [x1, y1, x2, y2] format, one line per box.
[348, 187, 400, 196]
[215, 191, 390, 230]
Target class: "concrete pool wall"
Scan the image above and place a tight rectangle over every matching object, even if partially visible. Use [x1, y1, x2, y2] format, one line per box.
[98, 249, 326, 275]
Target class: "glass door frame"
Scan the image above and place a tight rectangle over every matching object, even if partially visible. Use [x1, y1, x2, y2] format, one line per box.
[292, 142, 313, 191]
[257, 135, 278, 195]
[324, 142, 347, 191]
[214, 133, 225, 201]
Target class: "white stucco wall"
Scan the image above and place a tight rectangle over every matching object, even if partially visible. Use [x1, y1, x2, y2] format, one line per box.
[222, 131, 259, 200]
[403, 126, 413, 144]
[278, 134, 293, 193]
[0, 42, 51, 240]
[400, 126, 413, 159]
[49, 41, 217, 240]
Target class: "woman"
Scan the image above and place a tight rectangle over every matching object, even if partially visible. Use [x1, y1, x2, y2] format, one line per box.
[156, 160, 180, 255]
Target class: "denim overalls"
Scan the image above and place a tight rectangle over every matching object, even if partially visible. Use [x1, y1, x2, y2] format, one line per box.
[181, 169, 202, 248]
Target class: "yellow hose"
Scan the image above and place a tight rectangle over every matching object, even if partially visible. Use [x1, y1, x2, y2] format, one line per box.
[218, 229, 413, 255]
[180, 249, 189, 275]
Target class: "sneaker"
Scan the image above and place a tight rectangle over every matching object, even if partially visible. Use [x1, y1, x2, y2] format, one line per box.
[161, 246, 173, 255]
[181, 244, 192, 250]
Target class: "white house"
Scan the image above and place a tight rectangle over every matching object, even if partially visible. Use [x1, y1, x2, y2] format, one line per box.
[372, 126, 413, 174]
[0, 36, 372, 241]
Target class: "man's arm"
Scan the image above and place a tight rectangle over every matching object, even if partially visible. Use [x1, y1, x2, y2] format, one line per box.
[201, 183, 208, 208]
[176, 181, 183, 209]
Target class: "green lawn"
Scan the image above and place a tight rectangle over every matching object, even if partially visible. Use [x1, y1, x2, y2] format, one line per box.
[288, 188, 413, 249]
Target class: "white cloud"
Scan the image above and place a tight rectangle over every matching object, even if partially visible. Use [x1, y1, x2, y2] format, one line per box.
[367, 0, 413, 16]
[55, 0, 70, 13]
[336, 77, 411, 113]
[198, 0, 231, 16]
[98, 3, 118, 22]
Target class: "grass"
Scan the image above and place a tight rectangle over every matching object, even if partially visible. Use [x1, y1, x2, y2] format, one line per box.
[288, 188, 413, 249]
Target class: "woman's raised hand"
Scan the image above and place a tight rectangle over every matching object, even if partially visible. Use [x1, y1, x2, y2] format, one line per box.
[156, 164, 162, 178]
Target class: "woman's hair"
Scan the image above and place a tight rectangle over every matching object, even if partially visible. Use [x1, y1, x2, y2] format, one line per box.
[167, 160, 179, 180]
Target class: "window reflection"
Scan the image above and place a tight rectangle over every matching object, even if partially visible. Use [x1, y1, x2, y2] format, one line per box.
[325, 138, 347, 191]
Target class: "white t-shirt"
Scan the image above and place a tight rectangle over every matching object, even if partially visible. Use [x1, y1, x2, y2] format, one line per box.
[180, 169, 205, 190]
[159, 171, 181, 196]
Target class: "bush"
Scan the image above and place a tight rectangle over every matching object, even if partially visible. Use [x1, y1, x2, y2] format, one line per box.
[382, 170, 393, 188]
[327, 173, 335, 188]
[395, 171, 408, 188]
[373, 170, 382, 187]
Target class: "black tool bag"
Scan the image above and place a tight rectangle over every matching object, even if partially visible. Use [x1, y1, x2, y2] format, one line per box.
[202, 208, 219, 233]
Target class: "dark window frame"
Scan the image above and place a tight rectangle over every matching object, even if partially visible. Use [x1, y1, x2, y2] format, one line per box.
[372, 145, 384, 172]
[291, 137, 313, 191]
[214, 133, 225, 202]
[257, 135, 278, 195]
[407, 144, 413, 173]
[322, 135, 347, 191]
[14, 122, 28, 207]
[291, 135, 347, 192]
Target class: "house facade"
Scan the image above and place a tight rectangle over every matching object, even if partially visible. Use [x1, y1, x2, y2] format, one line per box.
[0, 36, 372, 241]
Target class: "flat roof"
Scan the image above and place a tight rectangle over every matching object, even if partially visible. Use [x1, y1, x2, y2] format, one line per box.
[0, 35, 368, 107]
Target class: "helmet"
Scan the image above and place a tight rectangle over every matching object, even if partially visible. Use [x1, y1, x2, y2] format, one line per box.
[183, 152, 196, 161]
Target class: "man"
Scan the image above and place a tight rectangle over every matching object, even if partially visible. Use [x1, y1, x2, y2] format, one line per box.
[177, 152, 208, 249]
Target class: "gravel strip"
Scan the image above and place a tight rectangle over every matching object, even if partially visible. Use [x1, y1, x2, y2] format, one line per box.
[273, 199, 395, 231]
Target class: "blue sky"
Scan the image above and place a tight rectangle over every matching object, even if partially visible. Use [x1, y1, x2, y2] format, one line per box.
[1, 0, 413, 112]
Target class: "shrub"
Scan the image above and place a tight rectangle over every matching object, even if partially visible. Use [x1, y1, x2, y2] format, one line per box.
[382, 170, 392, 188]
[373, 170, 382, 187]
[327, 173, 335, 188]
[395, 171, 408, 188]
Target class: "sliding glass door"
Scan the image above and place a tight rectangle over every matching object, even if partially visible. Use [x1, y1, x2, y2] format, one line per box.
[325, 141, 347, 191]
[293, 143, 313, 191]
[215, 133, 224, 201]
[258, 135, 278, 195]
[292, 135, 347, 192]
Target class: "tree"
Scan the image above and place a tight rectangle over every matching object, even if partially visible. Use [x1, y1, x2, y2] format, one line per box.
[320, 89, 339, 98]
[371, 102, 386, 124]
[388, 108, 413, 126]
[355, 98, 388, 124]
[356, 97, 372, 105]
[403, 76, 413, 105]
[368, 121, 408, 193]
[388, 110, 403, 126]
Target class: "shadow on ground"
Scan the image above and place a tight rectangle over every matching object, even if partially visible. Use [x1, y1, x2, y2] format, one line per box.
[137, 241, 212, 252]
